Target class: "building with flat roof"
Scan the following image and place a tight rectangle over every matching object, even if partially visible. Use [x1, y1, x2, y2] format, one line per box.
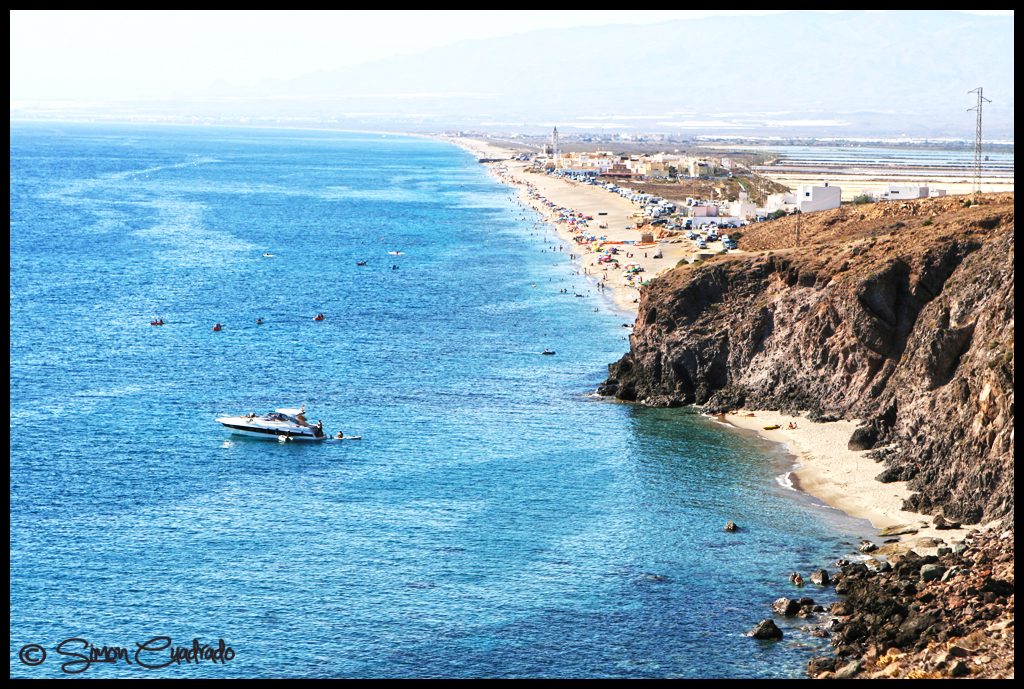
[730, 192, 757, 220]
[796, 184, 841, 213]
[764, 184, 841, 215]
[882, 184, 930, 199]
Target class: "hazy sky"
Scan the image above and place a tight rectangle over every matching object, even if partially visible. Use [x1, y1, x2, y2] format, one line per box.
[9, 10, 1014, 102]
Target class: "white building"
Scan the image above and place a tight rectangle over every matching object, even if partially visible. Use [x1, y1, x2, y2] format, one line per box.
[554, 151, 618, 174]
[690, 205, 719, 217]
[764, 192, 798, 215]
[729, 192, 757, 220]
[881, 184, 929, 199]
[796, 184, 841, 213]
[764, 184, 841, 216]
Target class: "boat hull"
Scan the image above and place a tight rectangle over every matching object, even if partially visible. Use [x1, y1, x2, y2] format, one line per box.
[217, 418, 325, 441]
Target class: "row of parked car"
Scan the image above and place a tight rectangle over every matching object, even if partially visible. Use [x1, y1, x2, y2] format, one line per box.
[585, 178, 742, 251]
[683, 229, 738, 251]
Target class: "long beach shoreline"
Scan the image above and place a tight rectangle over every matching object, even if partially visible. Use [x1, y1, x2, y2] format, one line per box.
[437, 134, 984, 553]
[439, 136, 704, 313]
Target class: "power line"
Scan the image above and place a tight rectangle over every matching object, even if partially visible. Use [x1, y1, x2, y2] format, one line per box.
[968, 87, 991, 200]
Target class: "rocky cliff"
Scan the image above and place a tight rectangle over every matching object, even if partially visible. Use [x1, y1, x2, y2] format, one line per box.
[599, 193, 1014, 526]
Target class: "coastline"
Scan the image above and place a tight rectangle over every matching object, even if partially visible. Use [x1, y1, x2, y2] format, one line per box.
[437, 136, 705, 314]
[437, 135, 986, 554]
[720, 410, 980, 552]
[721, 412, 1015, 678]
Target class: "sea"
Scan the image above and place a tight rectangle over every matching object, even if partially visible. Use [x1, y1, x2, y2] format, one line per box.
[10, 122, 873, 678]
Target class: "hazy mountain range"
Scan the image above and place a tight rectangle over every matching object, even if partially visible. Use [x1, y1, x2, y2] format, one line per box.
[14, 11, 1014, 138]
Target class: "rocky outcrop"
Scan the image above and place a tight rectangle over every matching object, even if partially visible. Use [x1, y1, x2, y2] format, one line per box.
[749, 618, 784, 640]
[808, 528, 1014, 679]
[598, 193, 1014, 526]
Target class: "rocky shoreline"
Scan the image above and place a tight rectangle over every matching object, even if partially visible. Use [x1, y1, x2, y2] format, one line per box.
[752, 526, 1014, 678]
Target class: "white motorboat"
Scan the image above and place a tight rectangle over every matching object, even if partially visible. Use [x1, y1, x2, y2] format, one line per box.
[217, 406, 326, 440]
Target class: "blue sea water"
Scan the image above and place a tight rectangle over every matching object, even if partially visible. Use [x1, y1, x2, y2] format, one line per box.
[10, 122, 872, 678]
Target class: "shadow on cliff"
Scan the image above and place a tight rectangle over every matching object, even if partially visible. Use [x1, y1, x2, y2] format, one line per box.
[598, 193, 1014, 526]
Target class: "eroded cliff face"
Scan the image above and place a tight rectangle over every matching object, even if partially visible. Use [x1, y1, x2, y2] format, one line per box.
[599, 194, 1014, 525]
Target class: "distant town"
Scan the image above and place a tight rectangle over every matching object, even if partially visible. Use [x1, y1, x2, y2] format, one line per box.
[467, 127, 956, 229]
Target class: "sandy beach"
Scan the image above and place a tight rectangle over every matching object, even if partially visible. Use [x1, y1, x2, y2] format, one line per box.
[439, 135, 985, 558]
[721, 410, 979, 554]
[441, 137, 711, 313]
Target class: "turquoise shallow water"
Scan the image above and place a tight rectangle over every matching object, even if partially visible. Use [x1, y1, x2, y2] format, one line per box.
[10, 122, 870, 678]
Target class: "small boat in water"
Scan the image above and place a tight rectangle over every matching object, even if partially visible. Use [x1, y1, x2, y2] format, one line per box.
[356, 261, 367, 266]
[150, 318, 165, 326]
[212, 323, 223, 331]
[542, 350, 556, 355]
[314, 313, 325, 321]
[218, 407, 327, 440]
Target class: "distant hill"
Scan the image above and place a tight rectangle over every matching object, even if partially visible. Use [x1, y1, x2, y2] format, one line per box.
[12, 11, 1012, 138]
[252, 10, 1013, 137]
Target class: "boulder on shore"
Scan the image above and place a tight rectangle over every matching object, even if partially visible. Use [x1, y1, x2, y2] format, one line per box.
[878, 523, 921, 537]
[807, 656, 836, 677]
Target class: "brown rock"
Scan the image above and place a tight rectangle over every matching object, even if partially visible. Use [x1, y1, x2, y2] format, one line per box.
[836, 659, 864, 679]
[806, 656, 835, 676]
[773, 597, 800, 616]
[810, 568, 831, 586]
[879, 523, 922, 537]
[830, 600, 853, 616]
[948, 659, 970, 677]
[599, 195, 1015, 527]
[946, 645, 971, 658]
[750, 618, 784, 639]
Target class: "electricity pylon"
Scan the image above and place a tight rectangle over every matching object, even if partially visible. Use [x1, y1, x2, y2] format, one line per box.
[968, 87, 991, 199]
